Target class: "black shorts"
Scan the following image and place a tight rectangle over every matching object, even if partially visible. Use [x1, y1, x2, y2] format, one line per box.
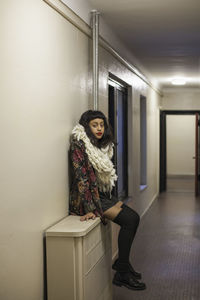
[99, 191, 119, 212]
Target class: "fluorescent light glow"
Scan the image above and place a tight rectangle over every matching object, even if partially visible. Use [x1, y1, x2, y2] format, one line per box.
[171, 78, 186, 85]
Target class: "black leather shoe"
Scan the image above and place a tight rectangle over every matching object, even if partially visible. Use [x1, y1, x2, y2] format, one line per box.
[112, 259, 142, 280]
[113, 271, 146, 290]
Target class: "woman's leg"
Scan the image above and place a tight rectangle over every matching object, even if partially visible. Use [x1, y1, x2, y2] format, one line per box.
[113, 204, 140, 266]
[103, 202, 140, 269]
[103, 202, 146, 290]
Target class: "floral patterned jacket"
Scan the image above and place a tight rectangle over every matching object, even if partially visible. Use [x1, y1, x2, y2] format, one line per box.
[69, 137, 104, 219]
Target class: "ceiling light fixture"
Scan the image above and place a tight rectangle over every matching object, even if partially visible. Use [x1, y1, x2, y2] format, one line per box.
[171, 78, 186, 85]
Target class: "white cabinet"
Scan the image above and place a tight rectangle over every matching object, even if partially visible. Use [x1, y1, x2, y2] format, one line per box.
[46, 216, 112, 300]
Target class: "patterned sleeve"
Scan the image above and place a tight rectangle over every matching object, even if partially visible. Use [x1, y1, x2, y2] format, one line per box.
[70, 139, 96, 214]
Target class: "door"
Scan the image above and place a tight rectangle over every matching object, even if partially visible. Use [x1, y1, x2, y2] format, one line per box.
[160, 111, 167, 192]
[195, 113, 200, 196]
[160, 111, 200, 195]
[108, 79, 128, 200]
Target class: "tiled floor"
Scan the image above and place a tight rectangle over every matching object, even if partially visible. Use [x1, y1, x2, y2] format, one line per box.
[167, 176, 195, 193]
[113, 177, 200, 300]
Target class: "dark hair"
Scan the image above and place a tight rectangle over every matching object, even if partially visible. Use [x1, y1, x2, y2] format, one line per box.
[79, 110, 114, 148]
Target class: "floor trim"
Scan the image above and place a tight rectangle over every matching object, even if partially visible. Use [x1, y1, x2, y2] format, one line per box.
[140, 193, 158, 219]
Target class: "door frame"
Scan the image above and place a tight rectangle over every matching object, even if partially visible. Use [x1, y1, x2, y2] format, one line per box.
[160, 110, 200, 194]
[108, 76, 129, 200]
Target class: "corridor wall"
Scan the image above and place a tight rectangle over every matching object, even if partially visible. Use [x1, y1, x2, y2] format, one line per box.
[0, 1, 161, 299]
[162, 88, 200, 110]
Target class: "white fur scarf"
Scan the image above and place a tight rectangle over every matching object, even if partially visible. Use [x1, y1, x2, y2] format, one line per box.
[72, 124, 117, 192]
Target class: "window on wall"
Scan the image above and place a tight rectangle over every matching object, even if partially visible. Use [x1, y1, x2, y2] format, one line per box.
[140, 95, 147, 190]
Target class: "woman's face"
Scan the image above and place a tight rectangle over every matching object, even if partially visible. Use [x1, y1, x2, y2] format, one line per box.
[89, 118, 105, 139]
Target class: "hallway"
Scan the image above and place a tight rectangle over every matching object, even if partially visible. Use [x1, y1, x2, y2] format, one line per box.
[113, 178, 200, 300]
[2, 1, 200, 299]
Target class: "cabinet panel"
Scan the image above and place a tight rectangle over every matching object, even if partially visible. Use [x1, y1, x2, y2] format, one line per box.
[85, 224, 103, 254]
[84, 223, 111, 274]
[85, 249, 112, 300]
[46, 217, 112, 300]
[46, 237, 76, 300]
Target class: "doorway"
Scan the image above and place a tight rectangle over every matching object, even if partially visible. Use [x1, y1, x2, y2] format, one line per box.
[166, 115, 195, 192]
[108, 78, 128, 200]
[160, 110, 200, 196]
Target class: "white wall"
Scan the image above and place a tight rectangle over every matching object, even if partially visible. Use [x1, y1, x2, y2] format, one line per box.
[0, 1, 161, 299]
[167, 115, 195, 176]
[60, 0, 154, 82]
[162, 87, 200, 110]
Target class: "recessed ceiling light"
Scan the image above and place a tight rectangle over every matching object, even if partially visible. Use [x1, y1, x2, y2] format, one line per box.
[171, 78, 186, 85]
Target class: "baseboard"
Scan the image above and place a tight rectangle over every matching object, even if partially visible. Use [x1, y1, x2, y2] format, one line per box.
[167, 174, 195, 179]
[112, 249, 118, 262]
[140, 193, 158, 219]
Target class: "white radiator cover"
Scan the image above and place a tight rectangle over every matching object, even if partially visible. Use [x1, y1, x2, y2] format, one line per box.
[46, 216, 112, 300]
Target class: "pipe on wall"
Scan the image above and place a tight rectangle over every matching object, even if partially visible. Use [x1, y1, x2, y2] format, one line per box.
[91, 10, 100, 110]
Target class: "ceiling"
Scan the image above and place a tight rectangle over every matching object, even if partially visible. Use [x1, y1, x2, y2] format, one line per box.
[88, 0, 200, 89]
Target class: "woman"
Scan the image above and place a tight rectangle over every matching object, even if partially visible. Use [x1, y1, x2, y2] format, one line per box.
[69, 110, 146, 291]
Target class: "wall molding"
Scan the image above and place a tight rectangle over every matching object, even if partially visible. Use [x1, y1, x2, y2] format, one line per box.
[43, 0, 162, 96]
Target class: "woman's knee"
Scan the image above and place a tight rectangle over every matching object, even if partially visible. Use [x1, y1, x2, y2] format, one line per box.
[128, 211, 140, 229]
[113, 204, 140, 229]
[122, 205, 140, 228]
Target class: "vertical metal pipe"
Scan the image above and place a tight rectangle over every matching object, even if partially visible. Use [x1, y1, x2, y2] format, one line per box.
[91, 10, 100, 110]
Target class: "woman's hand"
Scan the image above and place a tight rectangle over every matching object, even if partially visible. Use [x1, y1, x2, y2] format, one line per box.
[80, 212, 96, 221]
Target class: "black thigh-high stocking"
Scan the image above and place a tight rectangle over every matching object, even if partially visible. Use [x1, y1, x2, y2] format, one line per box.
[113, 204, 140, 271]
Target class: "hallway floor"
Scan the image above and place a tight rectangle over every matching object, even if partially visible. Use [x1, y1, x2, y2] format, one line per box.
[113, 178, 200, 300]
